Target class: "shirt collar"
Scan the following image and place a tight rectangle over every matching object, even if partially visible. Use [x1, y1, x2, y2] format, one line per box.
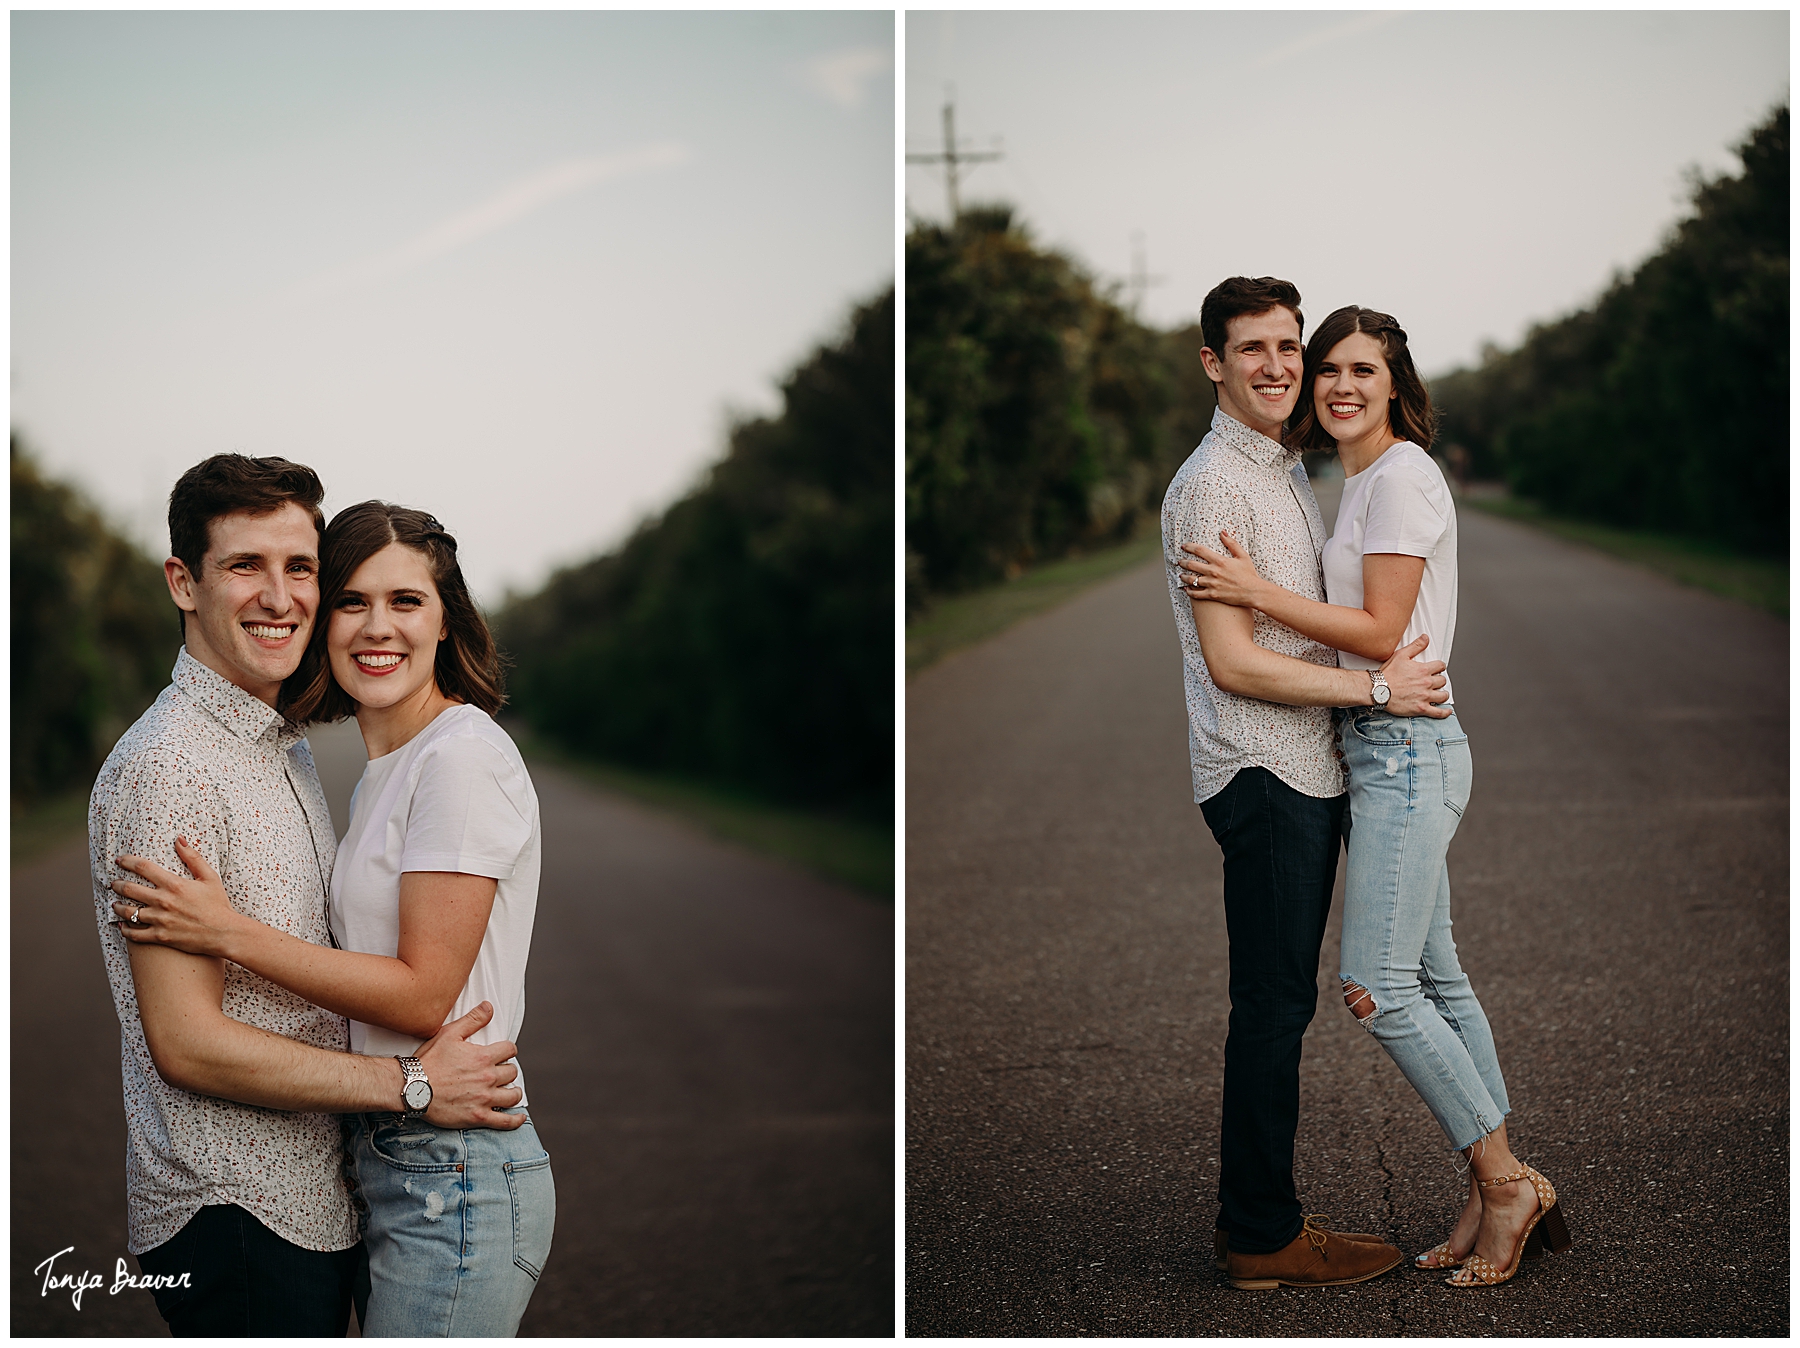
[172, 647, 304, 749]
[1211, 406, 1302, 471]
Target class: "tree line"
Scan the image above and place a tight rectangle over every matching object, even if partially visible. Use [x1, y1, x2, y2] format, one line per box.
[498, 285, 894, 820]
[906, 206, 1213, 615]
[1431, 104, 1786, 557]
[12, 439, 180, 803]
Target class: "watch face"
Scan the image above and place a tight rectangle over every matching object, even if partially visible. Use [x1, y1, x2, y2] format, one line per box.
[403, 1078, 432, 1111]
[1372, 682, 1390, 705]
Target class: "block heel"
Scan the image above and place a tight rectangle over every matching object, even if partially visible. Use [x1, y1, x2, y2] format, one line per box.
[1537, 1198, 1573, 1254]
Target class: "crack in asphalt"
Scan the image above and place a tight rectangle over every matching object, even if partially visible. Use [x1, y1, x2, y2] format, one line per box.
[1372, 1089, 1404, 1332]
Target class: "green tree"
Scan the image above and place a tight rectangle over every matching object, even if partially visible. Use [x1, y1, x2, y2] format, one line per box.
[499, 286, 893, 818]
[1434, 104, 1787, 555]
[12, 439, 179, 802]
[907, 207, 1206, 612]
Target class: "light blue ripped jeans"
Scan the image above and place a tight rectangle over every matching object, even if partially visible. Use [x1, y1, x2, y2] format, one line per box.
[1336, 707, 1510, 1151]
[348, 1107, 555, 1337]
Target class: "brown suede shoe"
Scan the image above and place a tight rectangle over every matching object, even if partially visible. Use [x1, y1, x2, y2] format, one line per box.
[1214, 1220, 1386, 1272]
[1225, 1216, 1404, 1289]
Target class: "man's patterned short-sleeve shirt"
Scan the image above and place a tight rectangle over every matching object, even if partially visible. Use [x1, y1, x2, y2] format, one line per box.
[90, 648, 357, 1255]
[1160, 408, 1347, 804]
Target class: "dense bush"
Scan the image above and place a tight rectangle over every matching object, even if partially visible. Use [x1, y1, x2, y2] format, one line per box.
[499, 287, 893, 819]
[12, 439, 180, 802]
[1433, 104, 1787, 556]
[906, 207, 1213, 612]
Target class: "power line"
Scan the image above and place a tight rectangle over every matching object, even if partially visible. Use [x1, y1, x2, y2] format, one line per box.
[1127, 231, 1168, 317]
[905, 88, 1002, 222]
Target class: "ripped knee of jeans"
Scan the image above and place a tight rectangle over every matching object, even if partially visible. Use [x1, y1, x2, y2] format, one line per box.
[1342, 978, 1378, 1030]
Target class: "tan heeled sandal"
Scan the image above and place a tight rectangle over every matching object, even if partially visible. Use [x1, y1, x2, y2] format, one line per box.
[1415, 1225, 1546, 1270]
[1445, 1165, 1572, 1288]
[1414, 1240, 1466, 1270]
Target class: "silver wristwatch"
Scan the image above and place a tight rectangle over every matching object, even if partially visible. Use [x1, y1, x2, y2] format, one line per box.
[396, 1055, 432, 1116]
[1368, 669, 1391, 708]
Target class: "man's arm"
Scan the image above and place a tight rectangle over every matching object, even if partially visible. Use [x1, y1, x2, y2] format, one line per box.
[113, 842, 495, 1041]
[127, 940, 525, 1128]
[1193, 598, 1449, 715]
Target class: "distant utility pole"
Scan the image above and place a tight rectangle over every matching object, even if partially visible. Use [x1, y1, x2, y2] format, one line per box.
[906, 88, 1002, 222]
[1127, 231, 1167, 316]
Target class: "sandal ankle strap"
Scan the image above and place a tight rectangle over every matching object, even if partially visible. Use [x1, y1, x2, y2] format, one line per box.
[1475, 1166, 1530, 1190]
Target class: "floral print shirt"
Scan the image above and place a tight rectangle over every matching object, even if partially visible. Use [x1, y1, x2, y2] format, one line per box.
[90, 648, 357, 1255]
[1161, 408, 1346, 803]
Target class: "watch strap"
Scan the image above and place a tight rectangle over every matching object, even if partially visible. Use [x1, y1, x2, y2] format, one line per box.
[396, 1055, 429, 1116]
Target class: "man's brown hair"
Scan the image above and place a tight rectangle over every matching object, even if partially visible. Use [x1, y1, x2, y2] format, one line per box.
[1286, 305, 1438, 453]
[280, 501, 507, 725]
[1199, 276, 1305, 361]
[165, 454, 326, 634]
[168, 454, 326, 576]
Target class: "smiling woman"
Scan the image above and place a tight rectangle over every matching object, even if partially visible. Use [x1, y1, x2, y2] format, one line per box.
[281, 503, 504, 736]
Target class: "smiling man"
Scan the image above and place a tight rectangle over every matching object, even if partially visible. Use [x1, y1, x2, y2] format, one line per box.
[1160, 278, 1447, 1290]
[88, 455, 525, 1337]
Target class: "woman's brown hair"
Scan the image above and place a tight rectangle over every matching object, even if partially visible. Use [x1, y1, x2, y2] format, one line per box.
[1286, 306, 1438, 454]
[281, 501, 506, 726]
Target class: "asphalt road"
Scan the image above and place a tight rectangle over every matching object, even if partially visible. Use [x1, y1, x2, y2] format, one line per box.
[906, 483, 1787, 1336]
[13, 725, 893, 1337]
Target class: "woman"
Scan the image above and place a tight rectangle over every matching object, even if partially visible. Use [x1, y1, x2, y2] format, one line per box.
[111, 501, 554, 1334]
[1178, 307, 1571, 1288]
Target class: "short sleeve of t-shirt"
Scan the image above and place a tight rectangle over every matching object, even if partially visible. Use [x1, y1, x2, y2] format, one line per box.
[1168, 464, 1257, 574]
[1362, 456, 1449, 559]
[96, 752, 227, 928]
[399, 733, 533, 880]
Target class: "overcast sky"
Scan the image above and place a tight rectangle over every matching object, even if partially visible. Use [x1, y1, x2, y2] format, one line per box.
[15, 11, 893, 603]
[905, 10, 1787, 376]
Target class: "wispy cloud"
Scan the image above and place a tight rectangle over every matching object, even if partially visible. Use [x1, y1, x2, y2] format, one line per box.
[804, 46, 891, 110]
[1248, 12, 1404, 72]
[280, 142, 692, 304]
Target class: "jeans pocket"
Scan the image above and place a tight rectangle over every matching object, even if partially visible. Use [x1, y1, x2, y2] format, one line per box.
[504, 1155, 556, 1280]
[1349, 713, 1407, 746]
[363, 1117, 463, 1173]
[1438, 736, 1473, 817]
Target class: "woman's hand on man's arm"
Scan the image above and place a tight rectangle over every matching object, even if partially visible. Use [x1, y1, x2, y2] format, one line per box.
[1179, 535, 1426, 664]
[115, 840, 497, 1042]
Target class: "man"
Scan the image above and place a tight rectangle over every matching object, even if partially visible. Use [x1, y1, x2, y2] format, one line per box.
[90, 454, 524, 1336]
[1160, 277, 1449, 1290]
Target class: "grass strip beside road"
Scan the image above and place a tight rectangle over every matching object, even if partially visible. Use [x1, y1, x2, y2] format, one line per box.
[1465, 497, 1787, 619]
[908, 530, 1164, 676]
[511, 731, 893, 901]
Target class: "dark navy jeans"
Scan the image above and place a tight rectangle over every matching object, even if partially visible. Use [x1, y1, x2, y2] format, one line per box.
[1200, 766, 1348, 1255]
[134, 1202, 365, 1337]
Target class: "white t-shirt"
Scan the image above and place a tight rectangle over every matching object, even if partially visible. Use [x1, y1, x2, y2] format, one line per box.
[330, 703, 542, 1103]
[1320, 442, 1459, 705]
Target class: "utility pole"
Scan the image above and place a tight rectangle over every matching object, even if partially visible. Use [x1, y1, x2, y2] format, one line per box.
[1127, 231, 1167, 316]
[905, 88, 1002, 222]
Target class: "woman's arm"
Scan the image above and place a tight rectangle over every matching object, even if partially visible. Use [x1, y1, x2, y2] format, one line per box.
[1180, 532, 1426, 662]
[113, 838, 494, 1041]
